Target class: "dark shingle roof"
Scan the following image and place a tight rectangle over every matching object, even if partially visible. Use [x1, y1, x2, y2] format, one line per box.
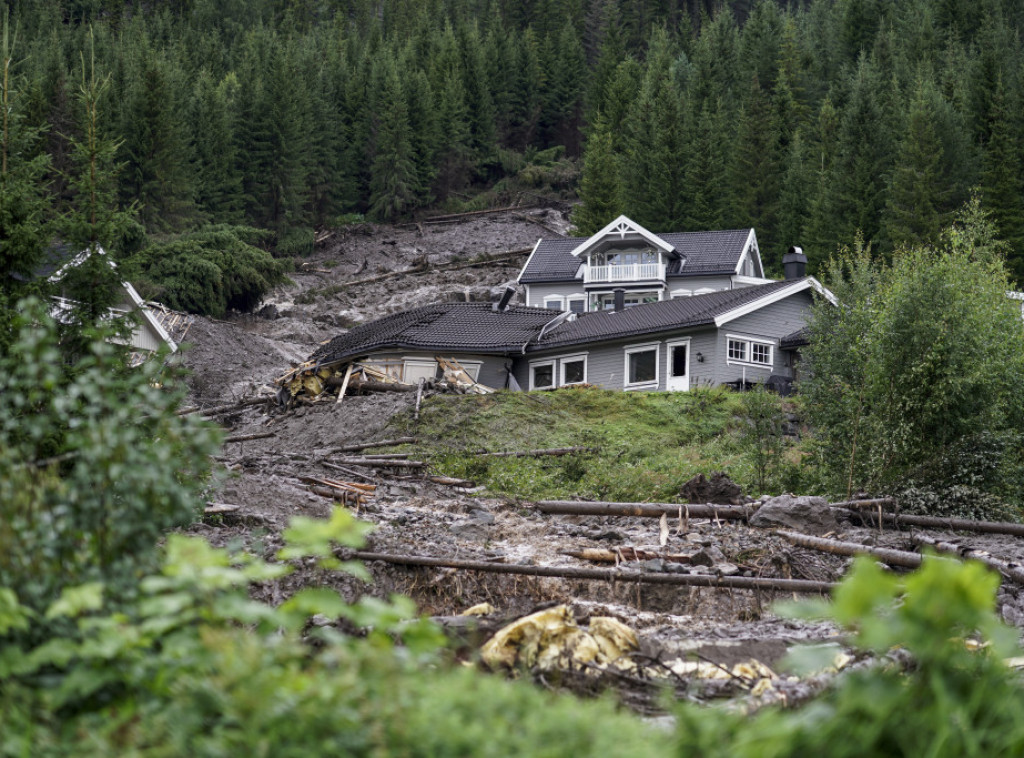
[780, 326, 810, 349]
[309, 303, 562, 365]
[518, 229, 752, 283]
[530, 280, 796, 350]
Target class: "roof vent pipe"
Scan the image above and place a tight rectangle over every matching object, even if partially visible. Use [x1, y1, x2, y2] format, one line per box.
[783, 246, 807, 280]
[613, 288, 625, 312]
[493, 286, 516, 312]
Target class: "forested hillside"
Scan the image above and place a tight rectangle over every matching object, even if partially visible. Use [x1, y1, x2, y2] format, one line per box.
[4, 0, 1024, 279]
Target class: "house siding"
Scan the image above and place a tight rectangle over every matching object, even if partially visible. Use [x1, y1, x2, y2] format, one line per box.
[358, 351, 513, 389]
[711, 291, 813, 385]
[524, 282, 586, 309]
[665, 276, 734, 295]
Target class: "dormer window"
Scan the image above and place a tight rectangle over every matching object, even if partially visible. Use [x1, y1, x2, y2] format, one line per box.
[590, 248, 659, 267]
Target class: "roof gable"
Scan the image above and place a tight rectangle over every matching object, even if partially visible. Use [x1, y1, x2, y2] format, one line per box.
[567, 215, 675, 258]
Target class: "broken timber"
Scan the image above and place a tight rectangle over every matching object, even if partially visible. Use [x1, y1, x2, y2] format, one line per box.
[475, 446, 593, 459]
[325, 437, 419, 455]
[910, 535, 1024, 586]
[334, 456, 428, 469]
[349, 551, 834, 594]
[777, 530, 926, 569]
[223, 431, 276, 444]
[852, 511, 1024, 538]
[535, 500, 752, 521]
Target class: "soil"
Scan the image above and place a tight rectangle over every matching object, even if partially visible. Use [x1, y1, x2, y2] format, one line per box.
[176, 207, 1024, 715]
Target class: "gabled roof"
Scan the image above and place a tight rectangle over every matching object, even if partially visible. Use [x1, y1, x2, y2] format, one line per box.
[568, 215, 676, 258]
[519, 224, 757, 283]
[309, 303, 564, 366]
[531, 279, 813, 350]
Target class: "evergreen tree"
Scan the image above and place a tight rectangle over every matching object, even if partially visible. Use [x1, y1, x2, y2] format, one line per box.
[367, 58, 419, 222]
[570, 113, 620, 235]
[883, 79, 950, 250]
[980, 74, 1024, 280]
[191, 70, 242, 224]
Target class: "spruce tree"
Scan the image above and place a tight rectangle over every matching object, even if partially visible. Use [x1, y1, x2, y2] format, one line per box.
[570, 113, 620, 235]
[367, 58, 419, 222]
[191, 71, 243, 224]
[980, 73, 1024, 280]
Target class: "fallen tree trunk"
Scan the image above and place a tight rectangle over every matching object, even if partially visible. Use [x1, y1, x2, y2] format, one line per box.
[346, 378, 418, 393]
[326, 437, 419, 454]
[910, 535, 1024, 586]
[321, 462, 379, 482]
[178, 396, 269, 417]
[829, 497, 894, 509]
[427, 475, 476, 488]
[223, 431, 276, 444]
[335, 457, 428, 469]
[535, 500, 752, 520]
[475, 446, 594, 459]
[350, 551, 834, 594]
[777, 530, 925, 569]
[422, 205, 522, 223]
[854, 511, 1024, 537]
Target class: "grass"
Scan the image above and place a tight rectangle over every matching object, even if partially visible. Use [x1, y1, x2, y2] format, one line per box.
[389, 385, 765, 502]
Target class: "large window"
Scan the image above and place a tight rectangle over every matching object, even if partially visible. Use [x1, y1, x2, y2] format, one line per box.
[591, 248, 658, 267]
[592, 291, 660, 310]
[726, 335, 774, 367]
[530, 355, 588, 389]
[624, 344, 660, 389]
[531, 361, 555, 389]
[560, 355, 587, 385]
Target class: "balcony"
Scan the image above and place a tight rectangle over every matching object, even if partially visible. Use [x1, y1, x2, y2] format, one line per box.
[584, 262, 666, 284]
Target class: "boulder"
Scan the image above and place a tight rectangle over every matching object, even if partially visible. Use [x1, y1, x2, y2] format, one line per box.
[680, 472, 745, 505]
[749, 494, 838, 535]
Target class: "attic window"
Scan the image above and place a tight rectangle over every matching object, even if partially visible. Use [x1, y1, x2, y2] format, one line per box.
[726, 336, 774, 367]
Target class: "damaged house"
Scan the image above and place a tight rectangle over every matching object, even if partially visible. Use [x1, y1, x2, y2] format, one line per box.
[282, 215, 832, 399]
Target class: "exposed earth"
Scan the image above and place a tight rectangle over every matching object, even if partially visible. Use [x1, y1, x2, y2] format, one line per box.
[177, 208, 1024, 713]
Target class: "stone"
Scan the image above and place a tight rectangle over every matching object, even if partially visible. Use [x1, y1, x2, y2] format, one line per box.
[715, 562, 740, 576]
[690, 546, 727, 567]
[638, 559, 667, 573]
[748, 494, 838, 536]
[680, 472, 745, 505]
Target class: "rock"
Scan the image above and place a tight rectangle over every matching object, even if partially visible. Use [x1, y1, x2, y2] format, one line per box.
[638, 559, 666, 573]
[680, 472, 745, 505]
[715, 562, 740, 576]
[748, 494, 838, 536]
[690, 546, 727, 567]
[451, 509, 495, 540]
[257, 303, 279, 320]
[468, 508, 495, 525]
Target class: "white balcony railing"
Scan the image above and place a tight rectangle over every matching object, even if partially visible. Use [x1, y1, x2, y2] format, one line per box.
[584, 262, 665, 284]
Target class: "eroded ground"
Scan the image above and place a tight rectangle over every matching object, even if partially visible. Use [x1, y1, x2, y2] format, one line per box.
[178, 209, 1024, 713]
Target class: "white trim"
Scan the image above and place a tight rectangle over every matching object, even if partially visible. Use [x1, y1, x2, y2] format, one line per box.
[731, 275, 774, 287]
[670, 290, 693, 298]
[623, 342, 661, 390]
[559, 353, 589, 386]
[568, 215, 674, 259]
[529, 359, 556, 390]
[665, 338, 691, 392]
[733, 229, 763, 277]
[516, 238, 544, 283]
[714, 277, 836, 327]
[725, 333, 775, 368]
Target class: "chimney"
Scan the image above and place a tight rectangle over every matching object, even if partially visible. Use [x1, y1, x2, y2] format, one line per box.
[783, 246, 807, 280]
[613, 288, 625, 312]
[493, 286, 516, 312]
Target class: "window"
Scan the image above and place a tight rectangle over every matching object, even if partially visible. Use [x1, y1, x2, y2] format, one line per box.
[531, 361, 555, 390]
[726, 335, 774, 367]
[568, 298, 586, 313]
[560, 355, 587, 385]
[593, 291, 660, 310]
[544, 298, 563, 310]
[624, 344, 660, 388]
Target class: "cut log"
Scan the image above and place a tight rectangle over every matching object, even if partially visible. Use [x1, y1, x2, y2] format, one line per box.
[910, 535, 1024, 586]
[427, 475, 477, 488]
[854, 511, 1024, 538]
[223, 431, 276, 444]
[829, 497, 895, 509]
[322, 462, 379, 482]
[562, 548, 692, 564]
[204, 503, 240, 515]
[335, 457, 427, 468]
[335, 363, 354, 405]
[535, 500, 752, 521]
[474, 446, 594, 459]
[422, 205, 522, 223]
[349, 551, 834, 594]
[327, 437, 419, 454]
[777, 530, 926, 569]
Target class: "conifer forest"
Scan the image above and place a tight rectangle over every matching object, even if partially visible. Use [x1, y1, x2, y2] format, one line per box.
[2, 0, 1024, 282]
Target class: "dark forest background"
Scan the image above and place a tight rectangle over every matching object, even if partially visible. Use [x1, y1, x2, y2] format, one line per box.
[3, 0, 1024, 278]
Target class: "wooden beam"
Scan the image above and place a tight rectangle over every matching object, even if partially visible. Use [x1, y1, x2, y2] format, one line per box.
[535, 500, 752, 520]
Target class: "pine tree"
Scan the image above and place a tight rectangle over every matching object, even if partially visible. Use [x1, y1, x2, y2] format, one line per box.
[980, 73, 1024, 280]
[570, 113, 620, 235]
[191, 71, 243, 224]
[883, 79, 950, 250]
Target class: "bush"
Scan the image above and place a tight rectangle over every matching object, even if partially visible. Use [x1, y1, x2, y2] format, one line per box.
[130, 225, 284, 316]
[739, 386, 787, 494]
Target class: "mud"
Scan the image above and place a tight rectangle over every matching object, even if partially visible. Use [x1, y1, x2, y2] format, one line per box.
[177, 209, 1024, 714]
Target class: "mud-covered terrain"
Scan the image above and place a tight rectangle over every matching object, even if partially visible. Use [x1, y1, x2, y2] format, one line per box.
[178, 208, 1024, 713]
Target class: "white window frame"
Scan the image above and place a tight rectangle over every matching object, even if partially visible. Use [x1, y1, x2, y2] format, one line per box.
[543, 296, 564, 311]
[623, 342, 660, 390]
[567, 297, 586, 313]
[402, 357, 439, 383]
[725, 334, 775, 368]
[559, 353, 588, 386]
[670, 290, 692, 299]
[529, 359, 556, 390]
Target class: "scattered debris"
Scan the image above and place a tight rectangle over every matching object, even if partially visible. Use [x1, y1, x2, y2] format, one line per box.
[535, 500, 752, 521]
[680, 472, 746, 505]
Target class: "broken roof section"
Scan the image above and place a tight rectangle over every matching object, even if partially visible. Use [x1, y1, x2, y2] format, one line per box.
[310, 303, 563, 366]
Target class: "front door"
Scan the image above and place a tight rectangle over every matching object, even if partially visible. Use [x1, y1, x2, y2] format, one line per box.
[666, 340, 690, 392]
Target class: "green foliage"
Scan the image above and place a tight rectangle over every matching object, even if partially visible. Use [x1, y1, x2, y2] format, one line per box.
[0, 299, 219, 630]
[394, 386, 765, 501]
[676, 556, 1024, 758]
[802, 203, 1024, 503]
[131, 225, 284, 315]
[739, 386, 787, 494]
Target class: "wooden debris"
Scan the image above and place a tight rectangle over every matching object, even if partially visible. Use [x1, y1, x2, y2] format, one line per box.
[334, 456, 427, 469]
[350, 551, 834, 594]
[436, 357, 495, 394]
[829, 497, 895, 509]
[177, 396, 269, 417]
[334, 363, 354, 405]
[328, 437, 418, 454]
[421, 205, 522, 223]
[203, 503, 240, 515]
[474, 446, 594, 459]
[347, 378, 418, 393]
[777, 530, 926, 570]
[853, 511, 1024, 538]
[427, 475, 476, 488]
[322, 462, 379, 482]
[910, 535, 1024, 586]
[535, 500, 752, 521]
[562, 548, 692, 564]
[414, 377, 424, 420]
[223, 431, 276, 444]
